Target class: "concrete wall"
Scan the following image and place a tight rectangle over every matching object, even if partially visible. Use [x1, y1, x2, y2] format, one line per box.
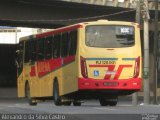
[0, 27, 52, 87]
[0, 27, 39, 44]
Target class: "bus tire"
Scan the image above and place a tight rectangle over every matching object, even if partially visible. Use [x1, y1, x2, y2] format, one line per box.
[53, 81, 62, 106]
[99, 98, 109, 106]
[25, 82, 37, 106]
[63, 101, 72, 106]
[108, 101, 117, 106]
[73, 101, 81, 106]
[99, 97, 118, 106]
[108, 98, 118, 106]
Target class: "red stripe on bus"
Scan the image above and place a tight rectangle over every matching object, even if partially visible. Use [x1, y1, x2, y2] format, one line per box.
[63, 56, 75, 64]
[89, 65, 115, 67]
[89, 64, 116, 80]
[104, 65, 115, 79]
[37, 56, 75, 77]
[30, 66, 36, 77]
[36, 24, 83, 38]
[49, 58, 62, 71]
[89, 64, 133, 80]
[78, 77, 142, 90]
[113, 65, 132, 80]
[37, 58, 62, 77]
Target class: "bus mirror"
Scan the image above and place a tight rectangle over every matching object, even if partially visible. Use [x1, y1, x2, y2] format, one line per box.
[16, 50, 20, 54]
[15, 50, 20, 68]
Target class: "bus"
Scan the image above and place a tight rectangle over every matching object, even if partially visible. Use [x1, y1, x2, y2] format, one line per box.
[16, 20, 142, 106]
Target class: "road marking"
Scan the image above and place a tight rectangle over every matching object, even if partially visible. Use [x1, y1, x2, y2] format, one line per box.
[93, 107, 116, 111]
[8, 106, 16, 108]
[15, 104, 31, 108]
[118, 105, 133, 107]
[0, 105, 8, 110]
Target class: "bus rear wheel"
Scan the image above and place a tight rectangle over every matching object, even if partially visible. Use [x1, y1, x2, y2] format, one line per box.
[25, 83, 37, 106]
[53, 81, 62, 106]
[108, 100, 117, 106]
[73, 101, 81, 106]
[99, 97, 118, 106]
[63, 101, 72, 106]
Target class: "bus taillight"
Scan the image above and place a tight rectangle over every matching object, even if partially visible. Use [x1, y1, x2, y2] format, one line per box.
[80, 56, 88, 78]
[133, 56, 140, 78]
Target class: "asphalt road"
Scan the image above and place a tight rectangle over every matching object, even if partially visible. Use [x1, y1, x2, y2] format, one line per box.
[0, 88, 160, 120]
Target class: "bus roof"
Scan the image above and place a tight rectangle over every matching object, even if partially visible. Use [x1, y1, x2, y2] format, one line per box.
[19, 23, 83, 42]
[19, 20, 138, 42]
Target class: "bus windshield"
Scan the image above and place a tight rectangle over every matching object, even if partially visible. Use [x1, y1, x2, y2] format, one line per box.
[85, 25, 135, 48]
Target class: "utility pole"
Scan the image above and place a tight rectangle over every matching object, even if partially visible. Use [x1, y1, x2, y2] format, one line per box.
[132, 0, 141, 106]
[141, 0, 150, 104]
[153, 0, 158, 104]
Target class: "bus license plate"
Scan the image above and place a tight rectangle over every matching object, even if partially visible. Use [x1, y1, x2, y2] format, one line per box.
[104, 82, 118, 86]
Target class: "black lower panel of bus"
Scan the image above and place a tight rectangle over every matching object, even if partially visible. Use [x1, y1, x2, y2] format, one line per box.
[0, 44, 17, 87]
[34, 90, 137, 101]
[65, 90, 137, 100]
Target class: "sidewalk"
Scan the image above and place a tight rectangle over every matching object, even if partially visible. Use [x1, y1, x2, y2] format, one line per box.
[0, 87, 18, 99]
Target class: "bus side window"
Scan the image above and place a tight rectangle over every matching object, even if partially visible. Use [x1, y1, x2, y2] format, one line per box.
[53, 34, 60, 58]
[37, 38, 45, 60]
[24, 41, 30, 63]
[31, 39, 37, 62]
[61, 32, 69, 57]
[45, 36, 52, 59]
[69, 30, 77, 56]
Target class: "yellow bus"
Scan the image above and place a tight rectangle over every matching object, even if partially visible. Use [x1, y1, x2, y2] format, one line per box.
[16, 20, 142, 106]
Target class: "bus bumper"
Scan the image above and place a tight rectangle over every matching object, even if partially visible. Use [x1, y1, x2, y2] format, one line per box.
[78, 78, 142, 90]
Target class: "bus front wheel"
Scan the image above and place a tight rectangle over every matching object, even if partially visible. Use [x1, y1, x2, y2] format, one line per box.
[73, 101, 81, 106]
[63, 101, 72, 106]
[25, 83, 37, 106]
[99, 97, 118, 106]
[53, 81, 62, 106]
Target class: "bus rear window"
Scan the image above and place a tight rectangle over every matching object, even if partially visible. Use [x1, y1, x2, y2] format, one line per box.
[85, 25, 135, 48]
